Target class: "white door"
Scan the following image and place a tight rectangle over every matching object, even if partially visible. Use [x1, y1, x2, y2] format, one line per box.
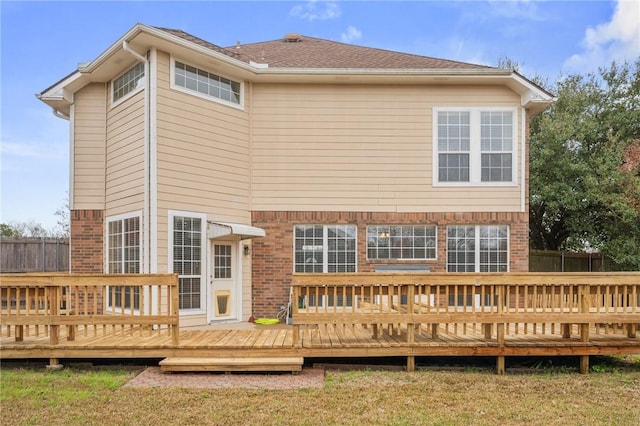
[209, 242, 237, 322]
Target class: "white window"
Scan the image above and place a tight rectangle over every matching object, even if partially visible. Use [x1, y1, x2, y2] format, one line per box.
[447, 225, 509, 272]
[294, 225, 357, 273]
[367, 225, 437, 260]
[434, 108, 516, 185]
[214, 244, 232, 279]
[170, 213, 205, 311]
[112, 62, 145, 105]
[106, 213, 142, 310]
[172, 59, 242, 108]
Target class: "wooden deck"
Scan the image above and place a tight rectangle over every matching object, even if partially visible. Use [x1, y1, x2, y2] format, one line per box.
[2, 322, 637, 359]
[1, 272, 639, 373]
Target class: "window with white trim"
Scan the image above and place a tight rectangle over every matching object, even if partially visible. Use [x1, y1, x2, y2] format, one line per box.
[173, 59, 241, 106]
[214, 244, 232, 279]
[447, 225, 509, 272]
[367, 225, 437, 260]
[294, 225, 357, 273]
[434, 109, 516, 185]
[481, 111, 513, 182]
[112, 62, 145, 104]
[106, 214, 141, 310]
[172, 215, 203, 310]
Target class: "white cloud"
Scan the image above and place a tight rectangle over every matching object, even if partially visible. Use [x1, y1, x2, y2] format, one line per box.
[487, 0, 545, 21]
[341, 26, 362, 43]
[564, 0, 640, 72]
[0, 140, 66, 161]
[290, 0, 341, 22]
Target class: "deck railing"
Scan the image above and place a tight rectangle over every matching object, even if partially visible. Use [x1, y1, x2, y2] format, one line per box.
[291, 273, 640, 349]
[0, 273, 180, 346]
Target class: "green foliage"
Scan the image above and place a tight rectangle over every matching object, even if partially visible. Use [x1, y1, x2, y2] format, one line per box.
[0, 223, 20, 237]
[529, 59, 640, 269]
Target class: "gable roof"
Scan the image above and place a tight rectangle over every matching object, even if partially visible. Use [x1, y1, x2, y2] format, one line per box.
[38, 23, 554, 117]
[157, 27, 490, 70]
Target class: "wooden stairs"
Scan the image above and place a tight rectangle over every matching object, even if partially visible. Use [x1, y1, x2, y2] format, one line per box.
[159, 357, 304, 373]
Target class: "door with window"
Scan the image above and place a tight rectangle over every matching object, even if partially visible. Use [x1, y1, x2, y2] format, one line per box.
[209, 242, 236, 321]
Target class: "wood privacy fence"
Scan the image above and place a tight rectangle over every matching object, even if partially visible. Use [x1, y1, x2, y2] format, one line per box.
[0, 238, 69, 272]
[529, 249, 621, 272]
[0, 274, 180, 350]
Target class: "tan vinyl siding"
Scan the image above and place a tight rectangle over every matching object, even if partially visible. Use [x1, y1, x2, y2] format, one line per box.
[105, 89, 145, 216]
[251, 84, 523, 212]
[72, 84, 106, 210]
[155, 51, 251, 270]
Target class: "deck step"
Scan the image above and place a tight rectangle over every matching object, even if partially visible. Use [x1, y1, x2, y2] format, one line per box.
[159, 357, 304, 373]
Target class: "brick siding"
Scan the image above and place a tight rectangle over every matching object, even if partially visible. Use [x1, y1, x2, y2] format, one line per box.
[70, 209, 104, 314]
[251, 211, 529, 318]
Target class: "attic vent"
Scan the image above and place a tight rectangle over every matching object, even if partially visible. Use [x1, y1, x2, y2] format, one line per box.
[284, 33, 302, 42]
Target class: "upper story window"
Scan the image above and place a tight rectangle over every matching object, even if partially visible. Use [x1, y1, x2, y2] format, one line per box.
[172, 59, 242, 108]
[112, 62, 145, 105]
[294, 225, 357, 273]
[434, 108, 516, 186]
[367, 225, 437, 260]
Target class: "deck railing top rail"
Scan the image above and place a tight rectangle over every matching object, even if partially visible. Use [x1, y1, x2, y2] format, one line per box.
[0, 273, 178, 287]
[292, 272, 640, 286]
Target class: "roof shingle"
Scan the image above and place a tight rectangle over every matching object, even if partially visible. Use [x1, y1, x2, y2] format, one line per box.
[156, 27, 492, 70]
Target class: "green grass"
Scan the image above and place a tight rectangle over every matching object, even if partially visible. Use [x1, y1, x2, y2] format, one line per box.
[1, 356, 639, 426]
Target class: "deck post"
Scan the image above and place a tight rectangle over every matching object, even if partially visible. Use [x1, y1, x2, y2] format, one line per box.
[579, 285, 590, 344]
[49, 286, 59, 345]
[562, 323, 571, 338]
[579, 355, 589, 374]
[46, 358, 63, 370]
[407, 356, 415, 372]
[171, 277, 180, 345]
[497, 286, 505, 347]
[496, 356, 505, 375]
[627, 324, 637, 338]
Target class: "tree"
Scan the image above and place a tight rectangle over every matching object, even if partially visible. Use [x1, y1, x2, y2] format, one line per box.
[3, 221, 51, 238]
[529, 59, 640, 269]
[52, 194, 70, 238]
[0, 223, 20, 237]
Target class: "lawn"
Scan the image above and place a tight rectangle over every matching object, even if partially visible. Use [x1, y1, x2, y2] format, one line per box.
[1, 356, 639, 426]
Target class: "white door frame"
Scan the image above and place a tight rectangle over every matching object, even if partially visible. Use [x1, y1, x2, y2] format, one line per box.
[207, 238, 243, 323]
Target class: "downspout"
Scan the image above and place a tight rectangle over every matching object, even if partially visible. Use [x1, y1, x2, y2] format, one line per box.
[122, 40, 152, 277]
[122, 40, 146, 64]
[52, 109, 70, 120]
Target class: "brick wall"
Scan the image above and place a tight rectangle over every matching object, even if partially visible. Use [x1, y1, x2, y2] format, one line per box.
[70, 210, 104, 273]
[70, 209, 104, 314]
[251, 211, 529, 317]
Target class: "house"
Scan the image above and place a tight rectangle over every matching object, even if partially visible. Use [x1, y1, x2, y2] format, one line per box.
[37, 23, 553, 327]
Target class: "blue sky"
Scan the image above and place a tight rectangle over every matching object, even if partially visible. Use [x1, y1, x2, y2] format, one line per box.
[1, 0, 638, 230]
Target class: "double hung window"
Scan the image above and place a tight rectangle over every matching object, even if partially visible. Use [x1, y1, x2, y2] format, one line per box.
[106, 214, 141, 310]
[435, 108, 516, 185]
[294, 225, 357, 273]
[446, 225, 509, 272]
[171, 214, 204, 311]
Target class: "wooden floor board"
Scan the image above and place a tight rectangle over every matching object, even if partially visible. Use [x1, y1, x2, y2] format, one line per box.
[1, 323, 638, 360]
